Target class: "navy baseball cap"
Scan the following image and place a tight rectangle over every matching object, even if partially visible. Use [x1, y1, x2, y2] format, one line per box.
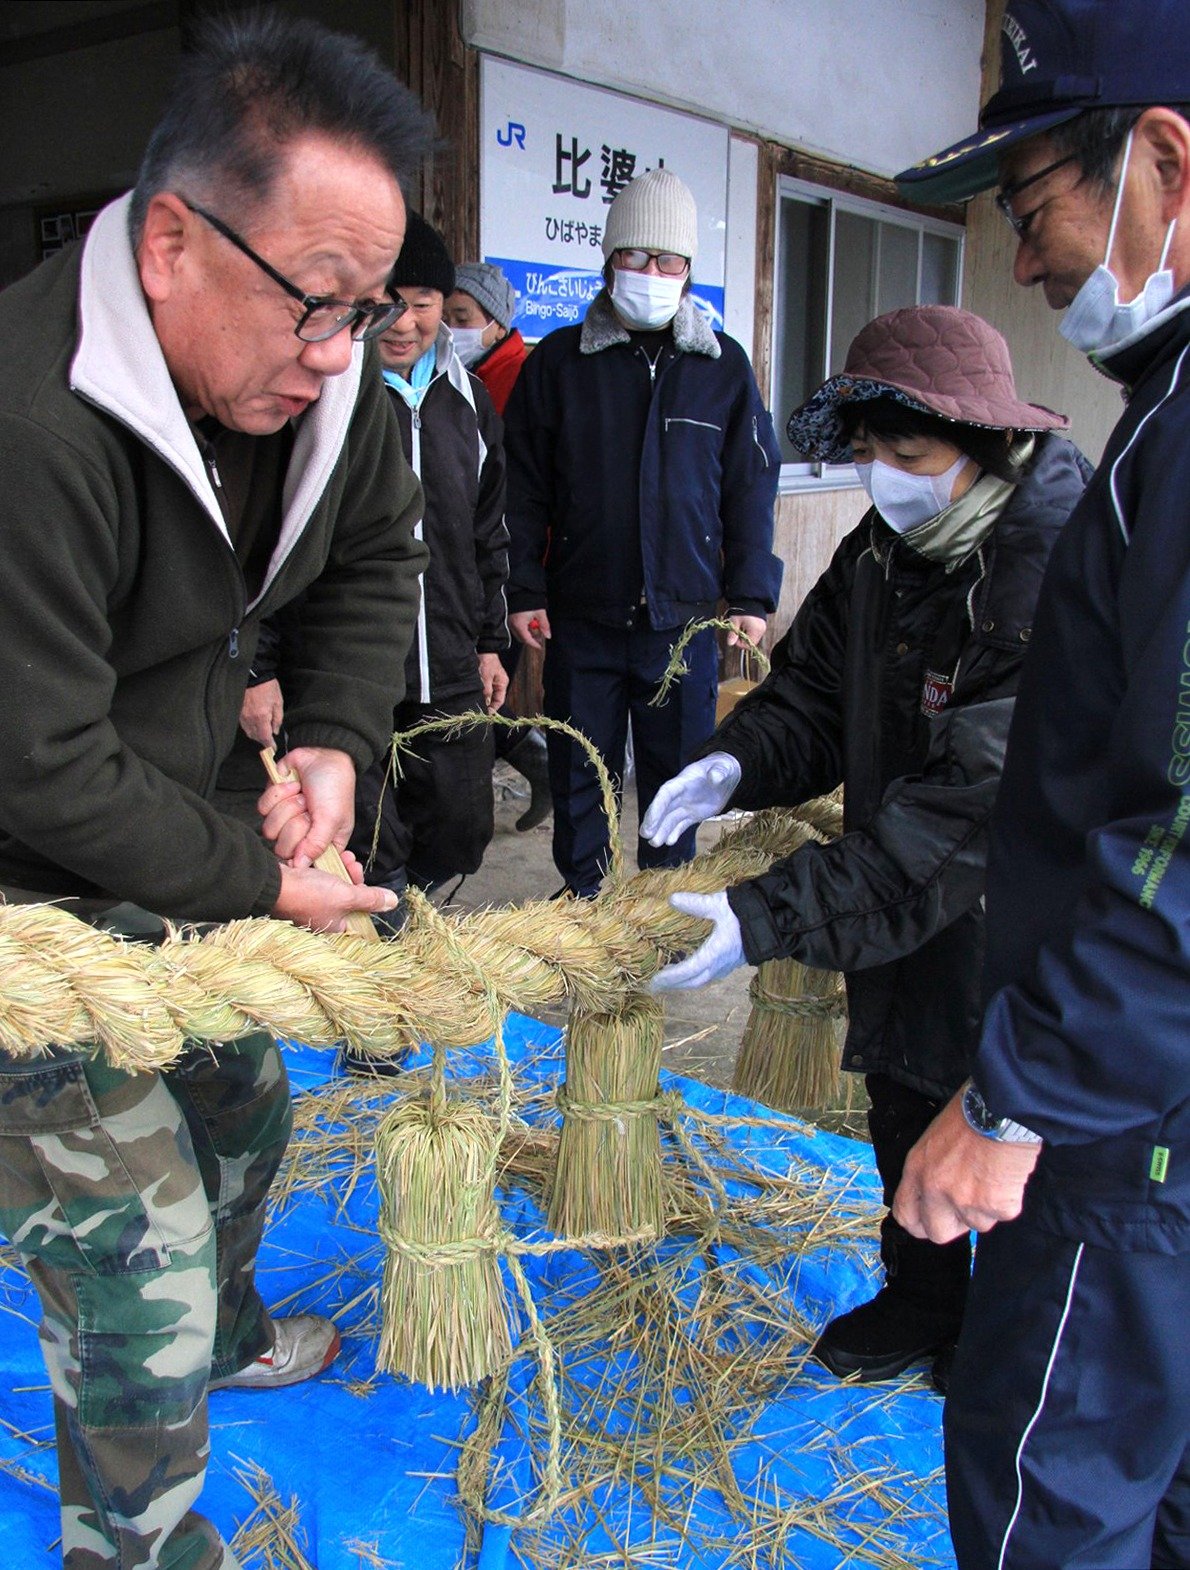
[896, 0, 1190, 206]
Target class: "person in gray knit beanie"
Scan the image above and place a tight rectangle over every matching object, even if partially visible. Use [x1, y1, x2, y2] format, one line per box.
[599, 167, 699, 333]
[453, 262, 516, 328]
[601, 166, 698, 262]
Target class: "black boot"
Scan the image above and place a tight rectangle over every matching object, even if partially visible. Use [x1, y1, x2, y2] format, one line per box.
[812, 1217, 970, 1383]
[930, 1341, 956, 1395]
[503, 727, 552, 832]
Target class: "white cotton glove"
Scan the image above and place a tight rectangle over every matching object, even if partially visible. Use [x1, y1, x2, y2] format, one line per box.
[650, 891, 746, 992]
[640, 752, 743, 847]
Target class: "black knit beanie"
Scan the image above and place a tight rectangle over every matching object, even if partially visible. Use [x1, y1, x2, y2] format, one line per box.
[388, 211, 456, 297]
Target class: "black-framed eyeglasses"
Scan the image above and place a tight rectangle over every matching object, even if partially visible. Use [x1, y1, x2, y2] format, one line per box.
[182, 200, 406, 342]
[994, 154, 1079, 240]
[613, 248, 690, 276]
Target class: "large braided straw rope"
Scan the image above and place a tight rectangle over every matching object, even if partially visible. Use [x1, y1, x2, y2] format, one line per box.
[0, 807, 827, 1069]
[0, 792, 841, 1528]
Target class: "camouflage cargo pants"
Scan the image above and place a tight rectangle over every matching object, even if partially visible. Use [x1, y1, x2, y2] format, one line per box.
[0, 1030, 293, 1569]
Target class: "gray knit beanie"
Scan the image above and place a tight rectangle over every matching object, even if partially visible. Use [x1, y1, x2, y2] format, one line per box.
[601, 167, 698, 261]
[453, 262, 516, 328]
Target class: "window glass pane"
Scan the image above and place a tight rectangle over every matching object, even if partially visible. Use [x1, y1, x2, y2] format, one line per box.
[776, 197, 830, 462]
[829, 210, 876, 375]
[876, 220, 919, 316]
[921, 231, 960, 303]
[773, 179, 963, 476]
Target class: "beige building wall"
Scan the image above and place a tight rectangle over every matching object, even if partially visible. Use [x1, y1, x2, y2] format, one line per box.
[961, 0, 1121, 463]
[769, 489, 865, 644]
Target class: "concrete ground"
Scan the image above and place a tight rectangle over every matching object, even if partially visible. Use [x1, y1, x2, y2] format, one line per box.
[444, 760, 775, 1093]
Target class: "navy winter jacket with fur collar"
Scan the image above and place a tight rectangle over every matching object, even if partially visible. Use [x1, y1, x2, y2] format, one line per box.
[503, 291, 781, 630]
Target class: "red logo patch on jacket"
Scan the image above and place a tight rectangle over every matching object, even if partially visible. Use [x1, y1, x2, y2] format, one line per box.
[921, 670, 954, 719]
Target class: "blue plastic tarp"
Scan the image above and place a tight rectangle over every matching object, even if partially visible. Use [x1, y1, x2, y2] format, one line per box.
[0, 1016, 955, 1568]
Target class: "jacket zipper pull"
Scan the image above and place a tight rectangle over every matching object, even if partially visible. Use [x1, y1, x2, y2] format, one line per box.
[638, 345, 663, 386]
[412, 408, 422, 429]
[228, 627, 240, 660]
[203, 448, 223, 489]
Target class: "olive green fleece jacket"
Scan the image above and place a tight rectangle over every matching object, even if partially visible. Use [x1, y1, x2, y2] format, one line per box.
[0, 194, 428, 922]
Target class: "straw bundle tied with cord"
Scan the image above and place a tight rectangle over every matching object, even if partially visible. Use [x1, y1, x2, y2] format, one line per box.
[549, 992, 666, 1238]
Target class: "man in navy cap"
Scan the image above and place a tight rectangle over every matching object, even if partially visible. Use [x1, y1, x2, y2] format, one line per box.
[894, 4, 1190, 1566]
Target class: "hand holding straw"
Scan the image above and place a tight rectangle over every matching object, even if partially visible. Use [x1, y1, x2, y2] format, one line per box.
[259, 746, 379, 943]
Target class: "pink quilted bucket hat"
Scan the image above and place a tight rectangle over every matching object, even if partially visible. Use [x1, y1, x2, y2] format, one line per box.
[787, 305, 1068, 462]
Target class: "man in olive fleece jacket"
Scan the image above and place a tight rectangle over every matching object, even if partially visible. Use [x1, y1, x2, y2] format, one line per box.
[0, 197, 425, 925]
[0, 13, 431, 1568]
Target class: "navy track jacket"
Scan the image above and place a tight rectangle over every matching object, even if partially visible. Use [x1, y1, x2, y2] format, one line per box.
[978, 295, 1190, 1254]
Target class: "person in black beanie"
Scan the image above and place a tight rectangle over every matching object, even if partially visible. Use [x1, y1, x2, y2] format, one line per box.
[349, 212, 510, 907]
[247, 214, 510, 926]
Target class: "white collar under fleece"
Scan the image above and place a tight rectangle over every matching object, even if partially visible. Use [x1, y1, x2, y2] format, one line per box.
[69, 194, 365, 611]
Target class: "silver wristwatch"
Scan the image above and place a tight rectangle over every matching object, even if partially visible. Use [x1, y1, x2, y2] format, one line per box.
[961, 1082, 1042, 1145]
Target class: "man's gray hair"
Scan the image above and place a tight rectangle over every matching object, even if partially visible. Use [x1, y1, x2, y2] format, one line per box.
[129, 9, 434, 243]
[1051, 105, 1190, 193]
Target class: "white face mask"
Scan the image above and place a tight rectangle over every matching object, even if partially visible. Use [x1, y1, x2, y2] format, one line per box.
[1059, 129, 1178, 356]
[611, 268, 685, 331]
[856, 455, 970, 534]
[450, 325, 492, 368]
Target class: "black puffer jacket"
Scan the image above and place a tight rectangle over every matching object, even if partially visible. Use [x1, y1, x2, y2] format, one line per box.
[713, 432, 1091, 1099]
[386, 331, 509, 704]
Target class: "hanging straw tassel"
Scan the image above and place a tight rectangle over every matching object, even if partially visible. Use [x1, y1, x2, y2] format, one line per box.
[731, 789, 848, 1115]
[548, 991, 666, 1240]
[732, 958, 847, 1112]
[375, 1094, 512, 1391]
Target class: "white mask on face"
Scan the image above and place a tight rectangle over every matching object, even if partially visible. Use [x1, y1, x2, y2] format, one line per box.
[451, 325, 491, 367]
[611, 268, 685, 330]
[855, 455, 970, 534]
[1059, 129, 1178, 356]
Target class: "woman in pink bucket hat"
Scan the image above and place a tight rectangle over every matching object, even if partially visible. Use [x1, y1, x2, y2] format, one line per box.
[644, 304, 1090, 1390]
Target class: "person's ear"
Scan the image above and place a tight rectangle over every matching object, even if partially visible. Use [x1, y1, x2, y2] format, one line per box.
[137, 192, 193, 304]
[1136, 107, 1190, 226]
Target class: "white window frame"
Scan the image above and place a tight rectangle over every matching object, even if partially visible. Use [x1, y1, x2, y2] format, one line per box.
[773, 175, 965, 494]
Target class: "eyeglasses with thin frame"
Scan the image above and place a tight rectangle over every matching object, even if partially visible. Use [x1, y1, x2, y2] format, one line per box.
[182, 200, 406, 342]
[613, 248, 690, 276]
[994, 154, 1079, 240]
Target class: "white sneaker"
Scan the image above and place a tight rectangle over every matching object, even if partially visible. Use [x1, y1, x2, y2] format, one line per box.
[209, 1315, 341, 1391]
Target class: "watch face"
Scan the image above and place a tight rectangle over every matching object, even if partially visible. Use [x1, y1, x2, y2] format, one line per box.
[964, 1084, 1001, 1134]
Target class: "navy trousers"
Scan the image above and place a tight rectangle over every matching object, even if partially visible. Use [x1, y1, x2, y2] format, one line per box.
[946, 1213, 1190, 1569]
[542, 615, 718, 896]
